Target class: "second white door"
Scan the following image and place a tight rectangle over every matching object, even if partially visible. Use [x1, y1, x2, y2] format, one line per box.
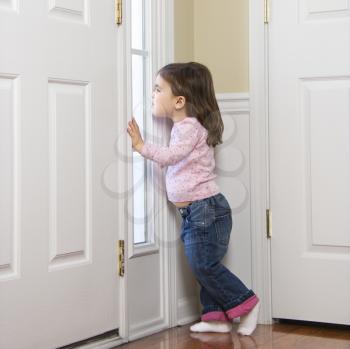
[269, 0, 350, 324]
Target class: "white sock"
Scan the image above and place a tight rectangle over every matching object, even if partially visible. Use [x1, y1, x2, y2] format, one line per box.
[237, 301, 260, 336]
[190, 320, 232, 333]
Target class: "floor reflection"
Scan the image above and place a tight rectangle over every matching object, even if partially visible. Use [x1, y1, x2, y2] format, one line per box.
[118, 321, 350, 349]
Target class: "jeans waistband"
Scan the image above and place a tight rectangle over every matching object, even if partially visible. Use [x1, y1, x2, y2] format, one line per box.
[177, 192, 223, 217]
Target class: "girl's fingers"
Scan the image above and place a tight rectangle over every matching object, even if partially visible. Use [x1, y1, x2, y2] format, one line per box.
[128, 118, 140, 134]
[130, 120, 138, 131]
[133, 120, 139, 130]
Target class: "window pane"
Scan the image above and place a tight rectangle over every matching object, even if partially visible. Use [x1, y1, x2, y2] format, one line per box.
[131, 0, 143, 50]
[132, 54, 144, 131]
[132, 54, 146, 244]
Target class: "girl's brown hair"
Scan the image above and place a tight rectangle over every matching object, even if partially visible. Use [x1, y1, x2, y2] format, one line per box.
[157, 62, 223, 147]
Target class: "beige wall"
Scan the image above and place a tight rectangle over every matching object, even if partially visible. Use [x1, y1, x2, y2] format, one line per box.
[174, 0, 194, 63]
[174, 0, 249, 93]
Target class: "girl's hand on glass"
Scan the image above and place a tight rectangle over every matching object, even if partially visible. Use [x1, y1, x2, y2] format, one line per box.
[127, 117, 144, 152]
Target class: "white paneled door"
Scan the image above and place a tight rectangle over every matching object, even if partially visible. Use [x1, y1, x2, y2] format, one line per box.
[0, 1, 123, 348]
[269, 0, 350, 324]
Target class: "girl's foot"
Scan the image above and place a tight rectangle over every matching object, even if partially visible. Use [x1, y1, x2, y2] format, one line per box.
[190, 320, 232, 333]
[237, 301, 260, 336]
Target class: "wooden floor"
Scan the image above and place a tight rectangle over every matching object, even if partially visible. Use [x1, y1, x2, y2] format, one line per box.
[117, 320, 350, 349]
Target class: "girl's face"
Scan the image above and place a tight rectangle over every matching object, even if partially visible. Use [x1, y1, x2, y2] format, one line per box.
[152, 74, 182, 119]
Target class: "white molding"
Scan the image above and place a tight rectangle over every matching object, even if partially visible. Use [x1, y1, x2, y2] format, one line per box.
[172, 93, 253, 327]
[125, 0, 175, 343]
[154, 0, 175, 334]
[249, 0, 273, 324]
[158, 0, 179, 332]
[130, 243, 159, 258]
[168, 207, 178, 328]
[176, 296, 200, 326]
[129, 316, 168, 341]
[115, 0, 130, 341]
[216, 92, 250, 114]
[106, 0, 175, 345]
[217, 92, 254, 292]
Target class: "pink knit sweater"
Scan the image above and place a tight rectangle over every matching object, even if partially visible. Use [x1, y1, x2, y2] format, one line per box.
[140, 117, 220, 202]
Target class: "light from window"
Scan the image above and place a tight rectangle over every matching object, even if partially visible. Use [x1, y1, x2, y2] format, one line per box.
[131, 0, 148, 244]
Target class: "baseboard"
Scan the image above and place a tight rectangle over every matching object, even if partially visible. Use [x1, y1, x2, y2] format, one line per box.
[177, 296, 200, 326]
[128, 316, 169, 341]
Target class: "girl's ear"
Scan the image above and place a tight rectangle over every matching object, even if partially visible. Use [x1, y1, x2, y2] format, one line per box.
[175, 96, 186, 110]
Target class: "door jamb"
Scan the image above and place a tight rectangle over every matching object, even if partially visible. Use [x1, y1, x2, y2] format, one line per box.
[249, 0, 273, 324]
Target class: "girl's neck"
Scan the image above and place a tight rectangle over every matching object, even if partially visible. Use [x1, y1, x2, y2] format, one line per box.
[171, 109, 188, 123]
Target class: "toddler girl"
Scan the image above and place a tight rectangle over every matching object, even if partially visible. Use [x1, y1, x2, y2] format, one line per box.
[127, 62, 260, 335]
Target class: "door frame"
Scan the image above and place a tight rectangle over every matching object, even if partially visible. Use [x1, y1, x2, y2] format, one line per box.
[121, 0, 175, 343]
[249, 0, 273, 324]
[124, 0, 177, 341]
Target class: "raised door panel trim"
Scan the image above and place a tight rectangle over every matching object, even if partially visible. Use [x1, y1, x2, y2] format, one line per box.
[48, 0, 89, 24]
[0, 74, 20, 281]
[301, 0, 350, 21]
[48, 78, 92, 271]
[0, 0, 18, 12]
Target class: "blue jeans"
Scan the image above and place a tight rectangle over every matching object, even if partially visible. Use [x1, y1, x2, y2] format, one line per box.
[177, 192, 259, 322]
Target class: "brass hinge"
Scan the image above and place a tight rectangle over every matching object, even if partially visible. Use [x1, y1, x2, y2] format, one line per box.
[115, 0, 122, 25]
[264, 0, 270, 24]
[266, 209, 272, 238]
[118, 240, 125, 276]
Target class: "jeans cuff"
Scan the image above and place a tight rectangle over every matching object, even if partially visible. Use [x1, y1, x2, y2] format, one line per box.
[201, 310, 230, 322]
[222, 289, 255, 310]
[225, 295, 259, 320]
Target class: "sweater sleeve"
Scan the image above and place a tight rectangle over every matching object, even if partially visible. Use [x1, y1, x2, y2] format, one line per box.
[139, 122, 199, 167]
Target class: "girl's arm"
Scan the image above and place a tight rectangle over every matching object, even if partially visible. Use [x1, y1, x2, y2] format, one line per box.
[140, 122, 200, 167]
